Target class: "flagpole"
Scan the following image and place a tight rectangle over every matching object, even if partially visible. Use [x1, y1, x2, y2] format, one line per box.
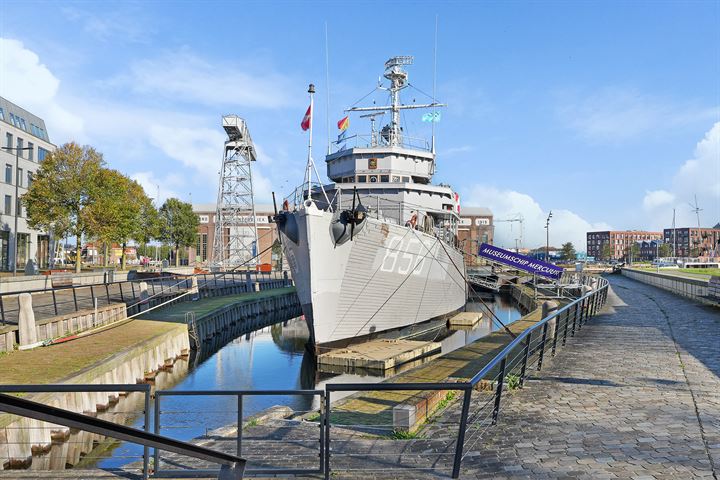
[306, 83, 315, 200]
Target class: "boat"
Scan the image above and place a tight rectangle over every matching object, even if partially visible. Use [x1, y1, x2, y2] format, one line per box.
[275, 56, 467, 349]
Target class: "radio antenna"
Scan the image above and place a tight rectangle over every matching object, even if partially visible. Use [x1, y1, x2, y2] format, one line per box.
[325, 22, 332, 155]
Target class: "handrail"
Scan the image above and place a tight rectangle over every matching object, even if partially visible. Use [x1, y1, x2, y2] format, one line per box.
[468, 279, 607, 385]
[0, 392, 245, 479]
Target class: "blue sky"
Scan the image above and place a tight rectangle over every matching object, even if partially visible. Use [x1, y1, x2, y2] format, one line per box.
[1, 0, 718, 249]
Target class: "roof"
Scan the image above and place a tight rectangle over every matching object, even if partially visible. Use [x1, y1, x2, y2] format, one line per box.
[460, 206, 493, 217]
[0, 96, 52, 143]
[193, 203, 276, 214]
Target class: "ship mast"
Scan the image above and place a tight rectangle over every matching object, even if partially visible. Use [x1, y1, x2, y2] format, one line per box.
[346, 56, 445, 148]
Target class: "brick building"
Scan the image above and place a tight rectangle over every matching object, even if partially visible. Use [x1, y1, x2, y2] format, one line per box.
[188, 203, 278, 268]
[457, 206, 493, 266]
[587, 230, 662, 261]
[663, 226, 720, 257]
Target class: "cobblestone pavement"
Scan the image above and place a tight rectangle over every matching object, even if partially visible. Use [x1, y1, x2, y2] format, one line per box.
[5, 274, 717, 479]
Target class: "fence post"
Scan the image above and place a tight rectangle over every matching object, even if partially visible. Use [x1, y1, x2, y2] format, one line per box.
[519, 336, 530, 386]
[492, 357, 507, 425]
[105, 283, 111, 305]
[552, 311, 561, 355]
[571, 301, 579, 337]
[143, 388, 150, 480]
[153, 394, 161, 474]
[119, 283, 125, 302]
[51, 289, 58, 315]
[319, 392, 325, 474]
[537, 321, 549, 371]
[0, 296, 5, 325]
[72, 287, 78, 311]
[451, 387, 473, 479]
[237, 394, 243, 456]
[324, 391, 331, 480]
[90, 286, 96, 310]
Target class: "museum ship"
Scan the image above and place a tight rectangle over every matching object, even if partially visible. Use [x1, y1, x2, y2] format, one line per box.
[276, 56, 467, 348]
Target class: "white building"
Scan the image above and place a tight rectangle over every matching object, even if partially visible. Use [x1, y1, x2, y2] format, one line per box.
[0, 97, 56, 272]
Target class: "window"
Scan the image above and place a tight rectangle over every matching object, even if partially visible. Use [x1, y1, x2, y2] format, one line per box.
[16, 197, 21, 217]
[369, 175, 378, 183]
[5, 164, 11, 184]
[198, 215, 209, 223]
[16, 138, 23, 157]
[38, 147, 49, 161]
[27, 143, 33, 161]
[356, 175, 367, 183]
[195, 233, 208, 262]
[402, 176, 410, 183]
[27, 171, 32, 188]
[4, 196, 10, 215]
[392, 176, 401, 183]
[9, 113, 16, 126]
[16, 168, 22, 188]
[0, 108, 4, 121]
[5, 133, 12, 149]
[380, 175, 389, 182]
[19, 118, 27, 131]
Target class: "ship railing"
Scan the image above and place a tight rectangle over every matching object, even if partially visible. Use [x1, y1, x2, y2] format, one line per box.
[331, 132, 431, 152]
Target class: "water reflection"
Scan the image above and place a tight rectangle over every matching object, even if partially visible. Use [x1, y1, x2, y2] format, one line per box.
[95, 294, 520, 469]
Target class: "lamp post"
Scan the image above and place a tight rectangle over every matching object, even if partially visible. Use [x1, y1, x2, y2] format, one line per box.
[544, 211, 553, 262]
[1, 146, 33, 276]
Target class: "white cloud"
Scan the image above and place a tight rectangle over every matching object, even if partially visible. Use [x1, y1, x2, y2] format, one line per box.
[557, 87, 718, 143]
[463, 185, 612, 251]
[115, 50, 296, 109]
[62, 6, 153, 43]
[0, 37, 85, 142]
[130, 171, 183, 204]
[641, 122, 720, 229]
[643, 190, 675, 210]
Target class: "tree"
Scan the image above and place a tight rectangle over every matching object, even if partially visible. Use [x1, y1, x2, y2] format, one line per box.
[601, 242, 614, 261]
[23, 142, 104, 273]
[628, 243, 640, 263]
[159, 198, 199, 267]
[85, 170, 157, 269]
[658, 243, 672, 258]
[561, 242, 576, 261]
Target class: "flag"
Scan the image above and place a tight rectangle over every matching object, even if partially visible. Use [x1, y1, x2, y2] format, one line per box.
[337, 131, 347, 143]
[422, 111, 441, 123]
[301, 105, 312, 131]
[337, 115, 349, 131]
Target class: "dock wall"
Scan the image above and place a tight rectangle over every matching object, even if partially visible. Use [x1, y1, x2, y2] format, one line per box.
[189, 291, 301, 350]
[621, 268, 718, 306]
[0, 325, 189, 470]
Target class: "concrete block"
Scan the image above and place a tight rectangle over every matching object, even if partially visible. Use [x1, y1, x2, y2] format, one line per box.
[18, 293, 38, 347]
[393, 404, 416, 432]
[139, 282, 149, 311]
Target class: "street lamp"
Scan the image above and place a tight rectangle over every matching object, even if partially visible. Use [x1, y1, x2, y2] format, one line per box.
[1, 146, 34, 276]
[544, 211, 553, 262]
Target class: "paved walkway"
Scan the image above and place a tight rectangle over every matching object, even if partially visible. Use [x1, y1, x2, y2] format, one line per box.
[3, 274, 718, 479]
[456, 273, 719, 479]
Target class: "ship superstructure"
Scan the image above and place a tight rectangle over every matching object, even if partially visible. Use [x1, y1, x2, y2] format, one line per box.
[276, 56, 467, 348]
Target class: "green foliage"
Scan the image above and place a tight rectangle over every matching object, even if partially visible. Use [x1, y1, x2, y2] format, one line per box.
[159, 198, 199, 267]
[23, 142, 105, 272]
[561, 242, 576, 261]
[436, 391, 456, 411]
[601, 242, 614, 260]
[390, 429, 422, 440]
[506, 373, 521, 391]
[658, 243, 672, 257]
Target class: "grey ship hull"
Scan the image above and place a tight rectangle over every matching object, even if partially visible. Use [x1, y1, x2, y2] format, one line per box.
[281, 200, 467, 347]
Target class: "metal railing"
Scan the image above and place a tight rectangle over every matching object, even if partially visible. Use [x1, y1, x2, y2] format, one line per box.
[321, 275, 610, 479]
[0, 384, 245, 479]
[0, 276, 609, 479]
[0, 271, 290, 325]
[153, 390, 324, 477]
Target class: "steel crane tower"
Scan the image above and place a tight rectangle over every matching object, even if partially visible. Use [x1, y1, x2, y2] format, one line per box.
[495, 213, 525, 251]
[212, 115, 259, 270]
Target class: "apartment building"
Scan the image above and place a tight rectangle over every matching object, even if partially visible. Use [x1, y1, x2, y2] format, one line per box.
[0, 97, 55, 271]
[663, 226, 720, 257]
[586, 230, 662, 261]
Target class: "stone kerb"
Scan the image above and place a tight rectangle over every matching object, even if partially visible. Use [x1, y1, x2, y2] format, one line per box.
[18, 293, 38, 348]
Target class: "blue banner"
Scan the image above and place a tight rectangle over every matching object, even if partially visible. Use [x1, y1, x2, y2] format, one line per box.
[477, 243, 563, 280]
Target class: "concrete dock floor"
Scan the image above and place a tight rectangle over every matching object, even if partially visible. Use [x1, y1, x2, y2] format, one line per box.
[317, 338, 441, 371]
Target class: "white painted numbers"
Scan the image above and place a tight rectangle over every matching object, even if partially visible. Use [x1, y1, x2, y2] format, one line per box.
[380, 235, 435, 276]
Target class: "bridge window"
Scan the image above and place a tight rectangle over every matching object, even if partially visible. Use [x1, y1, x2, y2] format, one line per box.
[356, 175, 367, 183]
[402, 176, 410, 183]
[380, 175, 389, 182]
[369, 175, 378, 183]
[392, 176, 401, 182]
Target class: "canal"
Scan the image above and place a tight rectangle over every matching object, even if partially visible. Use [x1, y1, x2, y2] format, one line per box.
[92, 294, 522, 470]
